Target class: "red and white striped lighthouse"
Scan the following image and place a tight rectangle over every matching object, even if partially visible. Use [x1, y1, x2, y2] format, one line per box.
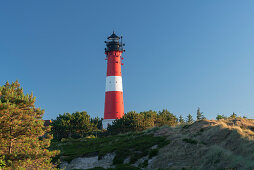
[102, 32, 125, 129]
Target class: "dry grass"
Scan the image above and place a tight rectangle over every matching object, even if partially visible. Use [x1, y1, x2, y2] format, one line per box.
[148, 118, 254, 170]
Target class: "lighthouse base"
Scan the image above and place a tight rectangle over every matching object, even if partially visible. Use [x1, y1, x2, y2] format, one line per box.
[102, 119, 115, 129]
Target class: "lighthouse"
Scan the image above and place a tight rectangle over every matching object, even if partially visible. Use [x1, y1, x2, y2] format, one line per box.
[102, 32, 125, 129]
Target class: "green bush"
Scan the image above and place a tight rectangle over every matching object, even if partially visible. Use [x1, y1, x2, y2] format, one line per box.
[139, 159, 148, 168]
[51, 111, 99, 140]
[149, 149, 159, 158]
[216, 114, 227, 120]
[182, 138, 198, 145]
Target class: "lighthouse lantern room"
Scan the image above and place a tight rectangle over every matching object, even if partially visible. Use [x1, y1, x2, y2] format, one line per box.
[103, 32, 125, 129]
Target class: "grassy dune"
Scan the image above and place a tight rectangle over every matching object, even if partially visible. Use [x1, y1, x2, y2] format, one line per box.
[52, 118, 254, 170]
[151, 118, 254, 169]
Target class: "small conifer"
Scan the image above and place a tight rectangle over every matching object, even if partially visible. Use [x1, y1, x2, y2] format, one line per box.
[179, 115, 185, 124]
[186, 114, 194, 124]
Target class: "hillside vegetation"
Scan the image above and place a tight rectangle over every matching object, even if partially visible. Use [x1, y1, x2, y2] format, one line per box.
[53, 118, 254, 170]
[149, 118, 254, 169]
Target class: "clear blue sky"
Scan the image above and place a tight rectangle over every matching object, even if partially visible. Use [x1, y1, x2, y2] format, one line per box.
[1, 1, 254, 120]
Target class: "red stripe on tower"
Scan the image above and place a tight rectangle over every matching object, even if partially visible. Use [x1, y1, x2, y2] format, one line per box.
[103, 32, 125, 129]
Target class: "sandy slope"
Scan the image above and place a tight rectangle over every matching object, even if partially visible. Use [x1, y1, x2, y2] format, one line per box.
[149, 118, 254, 170]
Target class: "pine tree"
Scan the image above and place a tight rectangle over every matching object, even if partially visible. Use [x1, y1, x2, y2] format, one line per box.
[196, 107, 201, 120]
[196, 107, 206, 120]
[179, 115, 185, 124]
[230, 112, 237, 119]
[0, 81, 58, 169]
[186, 114, 194, 124]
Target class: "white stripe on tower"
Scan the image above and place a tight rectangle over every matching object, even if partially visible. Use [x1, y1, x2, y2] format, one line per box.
[105, 76, 123, 92]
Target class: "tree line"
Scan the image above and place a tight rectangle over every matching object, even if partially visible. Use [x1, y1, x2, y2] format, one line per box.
[51, 108, 207, 137]
[51, 107, 247, 138]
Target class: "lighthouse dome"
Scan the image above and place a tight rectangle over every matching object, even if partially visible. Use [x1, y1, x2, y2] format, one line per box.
[107, 31, 120, 40]
[105, 31, 125, 52]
